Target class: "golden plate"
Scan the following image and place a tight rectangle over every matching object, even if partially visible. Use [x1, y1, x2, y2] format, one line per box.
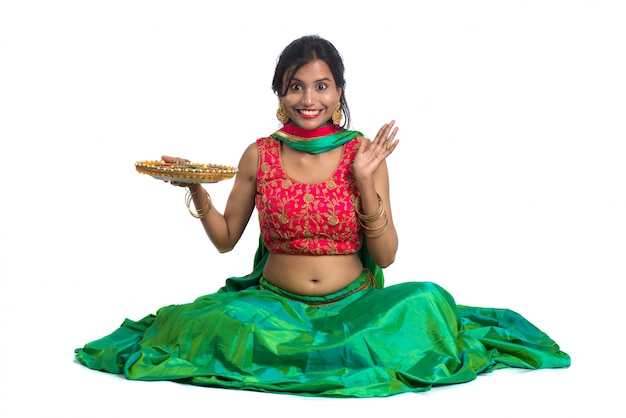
[135, 160, 238, 183]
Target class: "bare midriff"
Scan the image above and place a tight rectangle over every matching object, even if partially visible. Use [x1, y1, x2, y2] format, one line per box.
[263, 253, 364, 296]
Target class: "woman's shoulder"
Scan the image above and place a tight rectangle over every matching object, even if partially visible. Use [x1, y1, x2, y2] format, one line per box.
[239, 135, 278, 164]
[255, 135, 279, 146]
[255, 136, 280, 158]
[344, 135, 363, 154]
[237, 141, 260, 170]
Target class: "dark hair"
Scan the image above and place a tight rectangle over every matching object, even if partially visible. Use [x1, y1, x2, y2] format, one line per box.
[272, 35, 351, 128]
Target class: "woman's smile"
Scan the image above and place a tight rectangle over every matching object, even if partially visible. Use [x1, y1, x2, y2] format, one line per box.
[297, 108, 323, 119]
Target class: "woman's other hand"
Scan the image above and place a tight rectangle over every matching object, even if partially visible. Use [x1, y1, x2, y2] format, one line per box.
[161, 155, 189, 164]
[352, 120, 399, 181]
[160, 155, 196, 188]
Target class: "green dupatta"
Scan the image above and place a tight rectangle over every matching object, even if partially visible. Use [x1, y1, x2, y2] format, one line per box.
[271, 123, 363, 154]
[219, 124, 385, 292]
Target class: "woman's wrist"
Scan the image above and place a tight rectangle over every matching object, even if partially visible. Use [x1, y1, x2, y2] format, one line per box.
[188, 183, 201, 194]
[185, 186, 212, 219]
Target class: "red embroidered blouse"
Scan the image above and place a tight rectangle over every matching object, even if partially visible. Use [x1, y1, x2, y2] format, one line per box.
[255, 136, 363, 255]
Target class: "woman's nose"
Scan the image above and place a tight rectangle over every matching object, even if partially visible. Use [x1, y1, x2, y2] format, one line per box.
[301, 88, 314, 106]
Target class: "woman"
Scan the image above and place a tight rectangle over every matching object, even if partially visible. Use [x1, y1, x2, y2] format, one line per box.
[75, 35, 570, 397]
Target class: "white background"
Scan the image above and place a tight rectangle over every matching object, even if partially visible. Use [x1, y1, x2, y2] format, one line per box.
[1, 1, 624, 417]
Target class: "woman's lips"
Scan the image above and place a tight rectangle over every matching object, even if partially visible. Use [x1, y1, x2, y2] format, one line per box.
[298, 109, 322, 119]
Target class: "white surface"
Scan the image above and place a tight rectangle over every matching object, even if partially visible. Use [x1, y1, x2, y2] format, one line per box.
[1, 1, 624, 417]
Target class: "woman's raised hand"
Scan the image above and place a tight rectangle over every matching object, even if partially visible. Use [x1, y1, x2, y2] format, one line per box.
[352, 120, 399, 180]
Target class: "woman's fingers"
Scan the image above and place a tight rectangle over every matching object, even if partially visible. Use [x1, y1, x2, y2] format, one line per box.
[159, 156, 193, 186]
[374, 121, 394, 144]
[161, 155, 190, 164]
[373, 121, 399, 153]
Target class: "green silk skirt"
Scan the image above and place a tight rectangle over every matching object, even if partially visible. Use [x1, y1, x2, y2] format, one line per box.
[75, 271, 570, 397]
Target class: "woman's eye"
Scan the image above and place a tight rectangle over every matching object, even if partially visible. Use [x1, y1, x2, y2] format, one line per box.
[290, 83, 302, 91]
[317, 83, 328, 91]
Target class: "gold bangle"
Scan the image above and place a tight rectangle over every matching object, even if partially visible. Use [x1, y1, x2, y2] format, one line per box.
[188, 183, 202, 195]
[185, 188, 212, 219]
[361, 214, 389, 238]
[363, 221, 389, 238]
[354, 193, 385, 223]
[359, 214, 388, 230]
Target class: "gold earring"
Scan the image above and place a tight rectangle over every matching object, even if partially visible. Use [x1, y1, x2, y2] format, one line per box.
[332, 103, 342, 125]
[276, 103, 289, 124]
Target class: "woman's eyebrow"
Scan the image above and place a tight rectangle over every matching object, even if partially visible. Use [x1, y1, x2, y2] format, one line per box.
[291, 77, 332, 83]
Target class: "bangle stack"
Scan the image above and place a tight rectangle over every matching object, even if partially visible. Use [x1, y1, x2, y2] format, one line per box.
[185, 186, 212, 219]
[354, 193, 389, 238]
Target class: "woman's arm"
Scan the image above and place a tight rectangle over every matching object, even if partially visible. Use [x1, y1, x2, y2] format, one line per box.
[352, 121, 399, 267]
[164, 142, 258, 253]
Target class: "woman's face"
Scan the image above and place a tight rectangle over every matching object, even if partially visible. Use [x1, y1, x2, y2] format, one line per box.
[281, 59, 342, 130]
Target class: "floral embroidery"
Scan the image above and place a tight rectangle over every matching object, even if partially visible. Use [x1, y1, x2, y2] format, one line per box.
[256, 136, 362, 255]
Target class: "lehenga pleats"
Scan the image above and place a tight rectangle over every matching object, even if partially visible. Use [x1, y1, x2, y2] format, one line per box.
[458, 305, 570, 370]
[75, 278, 570, 398]
[76, 314, 155, 374]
